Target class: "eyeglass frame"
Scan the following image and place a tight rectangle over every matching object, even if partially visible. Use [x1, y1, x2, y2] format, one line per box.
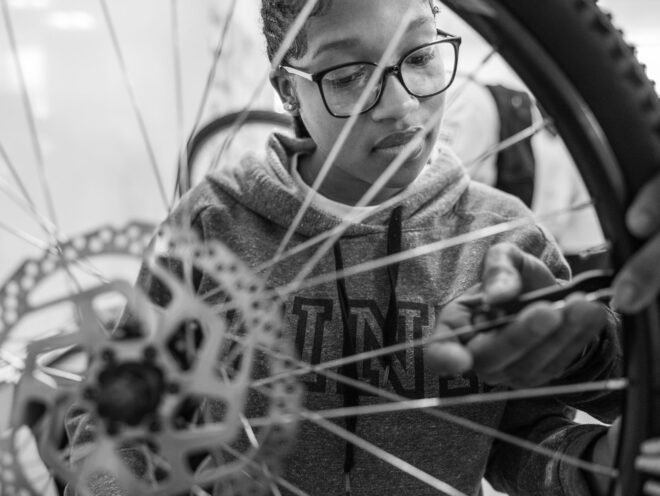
[279, 28, 462, 118]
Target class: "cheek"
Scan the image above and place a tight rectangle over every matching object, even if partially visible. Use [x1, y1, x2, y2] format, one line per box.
[298, 87, 331, 137]
[423, 93, 446, 142]
[426, 92, 446, 121]
[298, 88, 357, 153]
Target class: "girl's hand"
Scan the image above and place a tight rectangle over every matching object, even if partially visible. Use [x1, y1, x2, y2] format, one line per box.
[426, 243, 608, 389]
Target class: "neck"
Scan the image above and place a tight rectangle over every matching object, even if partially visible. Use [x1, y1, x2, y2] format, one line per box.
[299, 153, 404, 206]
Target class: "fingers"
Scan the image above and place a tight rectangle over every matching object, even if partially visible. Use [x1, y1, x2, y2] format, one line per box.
[482, 243, 556, 305]
[425, 286, 482, 376]
[612, 174, 660, 313]
[428, 243, 605, 388]
[466, 302, 561, 377]
[426, 294, 608, 388]
[466, 295, 606, 387]
[612, 231, 660, 313]
[642, 481, 660, 496]
[425, 339, 473, 376]
[637, 437, 660, 495]
[627, 174, 660, 238]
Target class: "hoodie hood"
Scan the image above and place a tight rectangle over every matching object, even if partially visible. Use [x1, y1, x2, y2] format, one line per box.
[205, 133, 470, 238]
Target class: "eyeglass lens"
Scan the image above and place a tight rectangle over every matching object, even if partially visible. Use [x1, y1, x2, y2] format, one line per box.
[320, 41, 456, 116]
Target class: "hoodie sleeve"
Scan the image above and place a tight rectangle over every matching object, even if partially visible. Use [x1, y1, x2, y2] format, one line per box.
[547, 310, 622, 423]
[484, 224, 621, 495]
[485, 396, 607, 496]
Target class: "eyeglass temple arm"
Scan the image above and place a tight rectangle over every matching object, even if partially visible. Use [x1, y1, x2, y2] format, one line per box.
[279, 65, 314, 81]
[436, 27, 460, 40]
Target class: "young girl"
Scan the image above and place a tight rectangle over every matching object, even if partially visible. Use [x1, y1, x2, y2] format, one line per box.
[69, 1, 622, 495]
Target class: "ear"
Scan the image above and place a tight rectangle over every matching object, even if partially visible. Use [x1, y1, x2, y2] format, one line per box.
[270, 68, 300, 116]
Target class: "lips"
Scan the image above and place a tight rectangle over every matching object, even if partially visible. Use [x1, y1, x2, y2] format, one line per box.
[373, 127, 424, 150]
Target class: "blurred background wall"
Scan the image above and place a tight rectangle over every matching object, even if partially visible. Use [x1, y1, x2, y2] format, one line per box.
[0, 0, 270, 280]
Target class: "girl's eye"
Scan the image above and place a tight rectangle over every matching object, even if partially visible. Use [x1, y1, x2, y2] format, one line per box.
[406, 47, 436, 67]
[325, 65, 369, 89]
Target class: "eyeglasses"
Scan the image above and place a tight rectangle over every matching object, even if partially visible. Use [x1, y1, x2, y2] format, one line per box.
[279, 29, 461, 118]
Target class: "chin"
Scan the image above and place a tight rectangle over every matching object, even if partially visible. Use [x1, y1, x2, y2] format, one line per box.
[388, 162, 426, 189]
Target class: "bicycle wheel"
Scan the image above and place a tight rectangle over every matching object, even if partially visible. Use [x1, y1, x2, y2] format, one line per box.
[0, 1, 659, 495]
[184, 110, 294, 190]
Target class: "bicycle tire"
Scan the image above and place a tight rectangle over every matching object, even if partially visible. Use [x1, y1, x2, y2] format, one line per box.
[442, 0, 660, 493]
[183, 110, 294, 192]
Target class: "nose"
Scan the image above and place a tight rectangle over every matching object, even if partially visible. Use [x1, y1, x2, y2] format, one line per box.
[369, 71, 419, 122]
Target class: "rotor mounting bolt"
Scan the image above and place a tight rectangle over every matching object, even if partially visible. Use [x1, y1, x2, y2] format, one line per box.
[186, 320, 200, 332]
[149, 418, 162, 433]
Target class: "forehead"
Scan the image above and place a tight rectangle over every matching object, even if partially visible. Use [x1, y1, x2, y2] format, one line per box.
[296, 0, 435, 63]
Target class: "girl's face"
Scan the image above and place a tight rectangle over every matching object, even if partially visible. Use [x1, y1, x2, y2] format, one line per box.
[276, 0, 446, 205]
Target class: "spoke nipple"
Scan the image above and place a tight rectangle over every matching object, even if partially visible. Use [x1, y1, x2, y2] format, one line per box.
[107, 421, 120, 436]
[101, 348, 115, 363]
[143, 345, 158, 362]
[83, 386, 97, 400]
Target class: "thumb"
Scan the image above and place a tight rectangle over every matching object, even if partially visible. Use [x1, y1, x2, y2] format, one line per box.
[482, 243, 556, 305]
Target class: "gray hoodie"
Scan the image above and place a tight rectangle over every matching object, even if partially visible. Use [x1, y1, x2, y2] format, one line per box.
[69, 134, 621, 496]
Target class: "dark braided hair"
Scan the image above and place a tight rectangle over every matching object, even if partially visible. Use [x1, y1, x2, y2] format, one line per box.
[261, 0, 437, 62]
[261, 0, 334, 63]
[261, 1, 334, 136]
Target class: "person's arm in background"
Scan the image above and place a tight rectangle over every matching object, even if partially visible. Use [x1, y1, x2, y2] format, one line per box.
[578, 173, 660, 496]
[607, 174, 660, 495]
[612, 173, 660, 312]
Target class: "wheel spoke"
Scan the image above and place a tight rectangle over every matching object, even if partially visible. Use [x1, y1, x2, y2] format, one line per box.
[308, 413, 469, 496]
[218, 442, 312, 496]
[0, 0, 59, 228]
[204, 0, 320, 181]
[0, 139, 41, 217]
[98, 0, 170, 212]
[0, 5, 86, 292]
[444, 48, 497, 109]
[294, 369, 617, 480]
[267, 206, 586, 298]
[251, 379, 627, 426]
[464, 116, 549, 178]
[169, 0, 189, 205]
[188, 0, 238, 140]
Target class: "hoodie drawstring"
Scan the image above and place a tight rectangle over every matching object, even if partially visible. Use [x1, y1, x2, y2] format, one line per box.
[383, 205, 402, 380]
[332, 206, 403, 495]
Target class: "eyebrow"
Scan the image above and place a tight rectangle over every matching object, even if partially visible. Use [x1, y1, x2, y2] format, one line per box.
[311, 15, 434, 60]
